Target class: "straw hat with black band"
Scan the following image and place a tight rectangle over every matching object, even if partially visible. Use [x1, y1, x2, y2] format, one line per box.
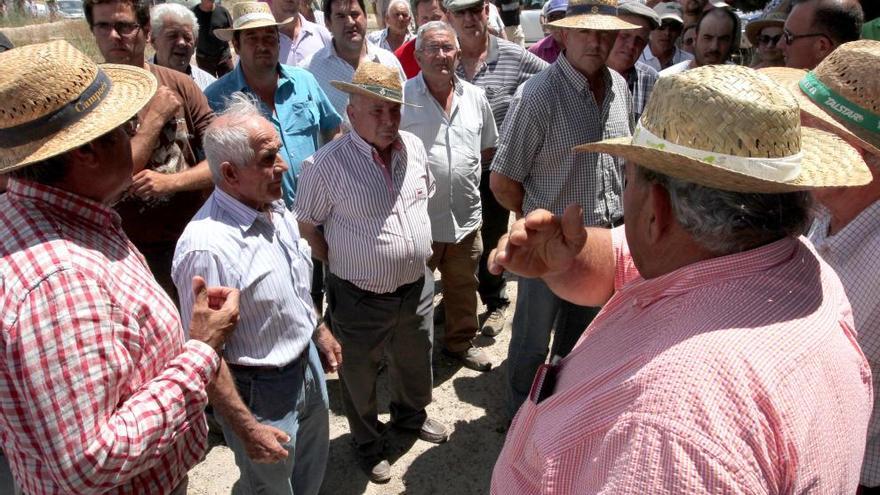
[0, 40, 157, 174]
[548, 0, 640, 31]
[331, 61, 417, 106]
[760, 40, 880, 157]
[214, 1, 294, 42]
[576, 64, 871, 193]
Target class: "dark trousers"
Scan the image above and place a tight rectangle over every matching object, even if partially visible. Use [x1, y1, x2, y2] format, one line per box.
[196, 53, 234, 78]
[326, 270, 434, 459]
[477, 170, 511, 310]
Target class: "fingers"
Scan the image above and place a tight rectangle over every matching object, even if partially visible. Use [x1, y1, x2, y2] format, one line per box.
[487, 233, 510, 275]
[192, 276, 207, 307]
[560, 204, 587, 244]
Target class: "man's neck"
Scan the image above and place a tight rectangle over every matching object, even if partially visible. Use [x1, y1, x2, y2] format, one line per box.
[823, 180, 880, 235]
[279, 13, 302, 39]
[243, 66, 279, 102]
[424, 74, 454, 112]
[198, 0, 215, 12]
[652, 44, 675, 66]
[335, 39, 367, 69]
[459, 33, 489, 59]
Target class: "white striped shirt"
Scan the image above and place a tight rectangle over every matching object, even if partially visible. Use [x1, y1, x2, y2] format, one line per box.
[172, 188, 316, 367]
[294, 130, 434, 294]
[809, 200, 880, 486]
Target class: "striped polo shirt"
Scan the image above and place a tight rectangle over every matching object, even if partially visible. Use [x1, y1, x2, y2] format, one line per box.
[294, 130, 435, 294]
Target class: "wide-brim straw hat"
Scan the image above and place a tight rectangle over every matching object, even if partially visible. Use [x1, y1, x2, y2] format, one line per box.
[745, 11, 786, 46]
[760, 40, 880, 157]
[549, 0, 640, 31]
[575, 65, 871, 193]
[0, 40, 157, 174]
[331, 61, 416, 106]
[214, 1, 294, 42]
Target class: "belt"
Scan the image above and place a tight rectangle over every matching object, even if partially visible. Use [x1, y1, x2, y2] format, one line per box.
[329, 273, 423, 297]
[226, 347, 308, 374]
[608, 217, 624, 228]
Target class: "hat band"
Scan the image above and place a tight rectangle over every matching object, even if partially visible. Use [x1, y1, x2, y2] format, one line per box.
[233, 12, 278, 29]
[799, 72, 880, 134]
[567, 3, 618, 15]
[356, 83, 402, 101]
[632, 121, 803, 182]
[0, 69, 112, 148]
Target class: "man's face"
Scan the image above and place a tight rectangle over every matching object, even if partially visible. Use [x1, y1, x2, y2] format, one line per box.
[93, 120, 137, 203]
[327, 0, 367, 52]
[561, 28, 617, 75]
[233, 27, 280, 74]
[681, 0, 706, 15]
[151, 18, 196, 73]
[415, 0, 445, 27]
[347, 94, 401, 150]
[649, 19, 682, 54]
[448, 2, 489, 41]
[387, 2, 412, 33]
[781, 1, 828, 69]
[607, 15, 652, 73]
[91, 1, 147, 65]
[229, 118, 288, 210]
[681, 25, 696, 53]
[270, 0, 300, 21]
[415, 29, 457, 82]
[694, 12, 733, 66]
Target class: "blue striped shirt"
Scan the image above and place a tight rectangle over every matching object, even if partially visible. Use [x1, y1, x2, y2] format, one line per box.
[172, 188, 316, 367]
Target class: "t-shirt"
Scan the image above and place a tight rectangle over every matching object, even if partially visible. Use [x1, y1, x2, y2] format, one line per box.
[394, 37, 420, 79]
[114, 64, 215, 246]
[192, 4, 232, 59]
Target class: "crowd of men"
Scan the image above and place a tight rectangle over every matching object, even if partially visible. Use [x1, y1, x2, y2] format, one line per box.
[0, 0, 878, 493]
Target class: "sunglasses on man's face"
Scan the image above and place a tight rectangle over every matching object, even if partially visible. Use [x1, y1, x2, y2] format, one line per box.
[757, 34, 782, 46]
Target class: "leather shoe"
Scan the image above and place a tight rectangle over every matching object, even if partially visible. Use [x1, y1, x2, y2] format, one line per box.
[416, 417, 449, 444]
[442, 346, 492, 372]
[364, 459, 391, 483]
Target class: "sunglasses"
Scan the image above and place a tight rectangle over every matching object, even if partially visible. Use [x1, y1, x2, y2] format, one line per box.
[757, 34, 782, 46]
[92, 21, 141, 37]
[782, 28, 830, 45]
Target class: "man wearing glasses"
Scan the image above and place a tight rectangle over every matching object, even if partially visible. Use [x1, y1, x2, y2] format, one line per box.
[84, 0, 216, 302]
[782, 0, 863, 69]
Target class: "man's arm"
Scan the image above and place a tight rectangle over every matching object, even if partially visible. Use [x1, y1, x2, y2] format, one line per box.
[293, 156, 333, 260]
[490, 172, 524, 216]
[489, 86, 541, 215]
[131, 86, 182, 173]
[298, 221, 329, 262]
[130, 160, 213, 199]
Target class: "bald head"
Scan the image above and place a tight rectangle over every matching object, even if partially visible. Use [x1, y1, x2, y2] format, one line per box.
[783, 0, 863, 69]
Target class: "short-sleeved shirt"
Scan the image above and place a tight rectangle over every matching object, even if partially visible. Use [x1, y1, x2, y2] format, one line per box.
[294, 130, 434, 294]
[638, 44, 693, 72]
[491, 55, 631, 225]
[205, 63, 342, 207]
[492, 228, 872, 494]
[394, 38, 420, 79]
[809, 201, 880, 486]
[367, 28, 414, 53]
[279, 14, 333, 67]
[115, 63, 215, 247]
[527, 34, 562, 64]
[192, 3, 232, 59]
[304, 41, 406, 118]
[401, 74, 498, 243]
[455, 35, 548, 136]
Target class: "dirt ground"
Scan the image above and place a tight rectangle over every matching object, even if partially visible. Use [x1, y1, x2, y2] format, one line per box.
[187, 273, 519, 495]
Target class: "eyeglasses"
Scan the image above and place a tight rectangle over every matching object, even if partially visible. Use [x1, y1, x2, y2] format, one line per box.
[420, 43, 457, 55]
[782, 28, 829, 45]
[92, 21, 141, 37]
[123, 115, 140, 137]
[757, 34, 782, 46]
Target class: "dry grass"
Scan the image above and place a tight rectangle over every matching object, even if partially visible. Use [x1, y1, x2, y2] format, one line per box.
[3, 18, 101, 60]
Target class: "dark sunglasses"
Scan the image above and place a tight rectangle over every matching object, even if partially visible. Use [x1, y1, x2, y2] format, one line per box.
[782, 28, 830, 45]
[757, 34, 782, 46]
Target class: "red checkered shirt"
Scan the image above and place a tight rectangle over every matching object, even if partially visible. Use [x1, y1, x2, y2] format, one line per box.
[492, 227, 873, 494]
[0, 179, 220, 495]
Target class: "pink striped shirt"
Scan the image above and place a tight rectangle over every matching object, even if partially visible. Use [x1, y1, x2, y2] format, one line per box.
[0, 179, 220, 494]
[492, 227, 872, 494]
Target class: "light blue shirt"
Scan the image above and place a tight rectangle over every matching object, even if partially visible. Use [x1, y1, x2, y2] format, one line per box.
[172, 188, 317, 367]
[204, 63, 342, 208]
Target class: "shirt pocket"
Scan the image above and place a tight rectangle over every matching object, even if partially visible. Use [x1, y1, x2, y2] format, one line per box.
[284, 99, 320, 137]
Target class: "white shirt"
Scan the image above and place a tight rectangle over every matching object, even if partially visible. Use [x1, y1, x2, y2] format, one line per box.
[304, 41, 406, 117]
[279, 14, 333, 67]
[809, 200, 880, 486]
[367, 28, 414, 52]
[638, 44, 694, 73]
[401, 74, 499, 243]
[658, 59, 693, 77]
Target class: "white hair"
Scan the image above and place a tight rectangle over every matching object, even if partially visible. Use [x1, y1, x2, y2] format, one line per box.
[415, 20, 458, 50]
[150, 3, 199, 39]
[204, 92, 265, 184]
[385, 0, 411, 16]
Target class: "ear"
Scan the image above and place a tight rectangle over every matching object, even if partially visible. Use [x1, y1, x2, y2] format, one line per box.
[816, 36, 835, 59]
[231, 37, 240, 52]
[646, 182, 674, 244]
[220, 161, 239, 186]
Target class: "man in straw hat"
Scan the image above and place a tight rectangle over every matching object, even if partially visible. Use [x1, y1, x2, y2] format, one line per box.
[762, 40, 880, 493]
[446, 0, 548, 339]
[294, 61, 449, 484]
[489, 0, 637, 420]
[172, 93, 336, 495]
[781, 0, 862, 70]
[0, 40, 241, 495]
[489, 64, 873, 493]
[84, 0, 217, 301]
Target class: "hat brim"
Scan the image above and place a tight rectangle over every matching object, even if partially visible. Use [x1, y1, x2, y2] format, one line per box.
[549, 14, 641, 31]
[574, 126, 872, 193]
[214, 16, 295, 42]
[761, 67, 880, 157]
[0, 63, 158, 174]
[330, 80, 418, 106]
[745, 19, 784, 46]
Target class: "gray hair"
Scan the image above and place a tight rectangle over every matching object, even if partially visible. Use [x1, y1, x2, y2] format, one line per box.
[386, 0, 411, 16]
[415, 20, 458, 50]
[150, 3, 199, 39]
[636, 166, 813, 255]
[204, 92, 265, 184]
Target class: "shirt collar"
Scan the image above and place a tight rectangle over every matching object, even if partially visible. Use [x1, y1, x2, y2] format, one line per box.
[230, 62, 294, 92]
[811, 199, 880, 253]
[348, 129, 404, 161]
[212, 187, 284, 232]
[556, 53, 610, 95]
[6, 178, 121, 230]
[327, 40, 383, 64]
[487, 34, 500, 65]
[413, 72, 463, 97]
[618, 237, 802, 309]
[149, 55, 194, 76]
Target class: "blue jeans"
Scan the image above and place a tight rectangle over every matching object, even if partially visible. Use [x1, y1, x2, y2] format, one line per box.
[218, 343, 329, 495]
[506, 277, 600, 419]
